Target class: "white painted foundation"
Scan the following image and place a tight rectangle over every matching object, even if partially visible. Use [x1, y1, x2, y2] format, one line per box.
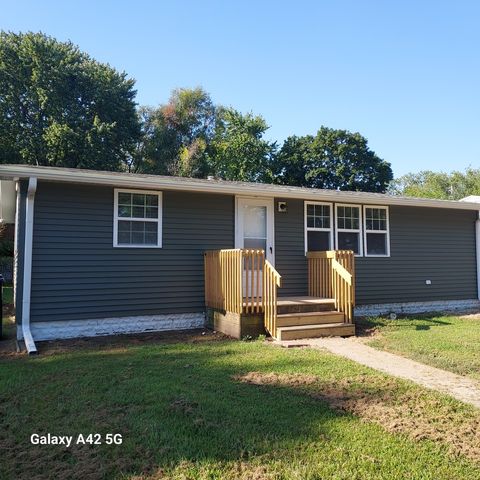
[21, 312, 205, 341]
[355, 299, 480, 317]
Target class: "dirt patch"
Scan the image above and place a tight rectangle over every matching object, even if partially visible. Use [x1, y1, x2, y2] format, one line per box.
[168, 395, 221, 431]
[0, 329, 231, 358]
[235, 372, 480, 462]
[234, 371, 317, 387]
[352, 319, 384, 339]
[459, 313, 480, 321]
[169, 395, 199, 415]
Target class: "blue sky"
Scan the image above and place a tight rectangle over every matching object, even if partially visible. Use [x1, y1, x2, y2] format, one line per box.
[2, 1, 479, 177]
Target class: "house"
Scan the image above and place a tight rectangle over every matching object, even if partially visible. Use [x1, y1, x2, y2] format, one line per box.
[1, 164, 479, 353]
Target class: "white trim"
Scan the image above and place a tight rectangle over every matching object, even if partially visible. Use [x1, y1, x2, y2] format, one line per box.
[335, 203, 363, 256]
[235, 196, 275, 265]
[476, 212, 480, 300]
[29, 313, 205, 341]
[363, 205, 391, 257]
[113, 188, 163, 248]
[21, 177, 38, 354]
[1, 165, 479, 211]
[304, 201, 334, 254]
[13, 180, 20, 307]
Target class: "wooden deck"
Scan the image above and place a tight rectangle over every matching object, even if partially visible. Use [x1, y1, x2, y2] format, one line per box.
[276, 296, 336, 307]
[204, 249, 356, 340]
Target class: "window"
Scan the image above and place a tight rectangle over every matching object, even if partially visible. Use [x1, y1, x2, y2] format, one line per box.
[335, 204, 362, 255]
[113, 189, 162, 247]
[304, 202, 333, 252]
[364, 206, 390, 256]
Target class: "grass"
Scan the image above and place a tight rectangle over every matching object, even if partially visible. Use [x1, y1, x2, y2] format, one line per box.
[361, 314, 480, 381]
[2, 283, 13, 305]
[1, 334, 480, 479]
[1, 283, 14, 342]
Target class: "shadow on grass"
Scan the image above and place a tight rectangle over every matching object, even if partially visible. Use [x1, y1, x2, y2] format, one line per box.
[0, 340, 412, 479]
[356, 313, 453, 336]
[2, 339, 478, 480]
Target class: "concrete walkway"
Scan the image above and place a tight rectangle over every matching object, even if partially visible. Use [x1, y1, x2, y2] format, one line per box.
[278, 337, 480, 409]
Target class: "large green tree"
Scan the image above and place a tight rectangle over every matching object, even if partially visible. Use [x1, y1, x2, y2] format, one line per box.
[137, 90, 276, 182]
[0, 31, 140, 170]
[274, 127, 393, 192]
[390, 168, 480, 200]
[136, 87, 216, 176]
[209, 107, 276, 182]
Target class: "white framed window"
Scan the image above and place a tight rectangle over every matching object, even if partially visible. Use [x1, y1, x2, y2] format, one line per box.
[363, 205, 390, 257]
[335, 204, 363, 256]
[304, 202, 333, 253]
[113, 189, 162, 248]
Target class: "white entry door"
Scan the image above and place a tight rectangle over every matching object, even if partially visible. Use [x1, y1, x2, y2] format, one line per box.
[236, 197, 275, 264]
[236, 197, 275, 300]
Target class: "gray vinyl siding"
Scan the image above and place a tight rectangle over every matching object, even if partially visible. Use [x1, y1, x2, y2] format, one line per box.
[275, 199, 477, 304]
[29, 181, 234, 322]
[275, 199, 308, 296]
[355, 206, 477, 303]
[20, 183, 478, 325]
[14, 181, 27, 325]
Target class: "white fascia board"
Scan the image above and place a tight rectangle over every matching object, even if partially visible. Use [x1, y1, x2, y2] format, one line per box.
[1, 165, 480, 211]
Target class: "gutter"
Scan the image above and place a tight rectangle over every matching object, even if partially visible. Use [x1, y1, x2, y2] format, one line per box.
[21, 177, 38, 354]
[0, 165, 480, 211]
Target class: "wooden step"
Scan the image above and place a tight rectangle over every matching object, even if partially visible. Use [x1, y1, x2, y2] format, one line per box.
[276, 322, 355, 341]
[276, 296, 336, 315]
[276, 311, 345, 327]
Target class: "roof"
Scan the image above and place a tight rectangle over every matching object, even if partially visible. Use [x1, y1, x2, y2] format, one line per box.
[1, 164, 479, 211]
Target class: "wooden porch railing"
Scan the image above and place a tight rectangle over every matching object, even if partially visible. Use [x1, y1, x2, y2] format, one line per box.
[263, 260, 282, 337]
[204, 249, 281, 336]
[204, 249, 243, 313]
[243, 249, 265, 314]
[307, 250, 355, 323]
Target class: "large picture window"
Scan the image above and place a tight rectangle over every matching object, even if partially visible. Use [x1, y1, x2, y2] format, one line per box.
[304, 202, 333, 252]
[113, 189, 162, 247]
[364, 206, 390, 256]
[335, 204, 362, 256]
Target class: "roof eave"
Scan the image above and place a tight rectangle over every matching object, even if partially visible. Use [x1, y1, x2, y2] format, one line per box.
[1, 165, 479, 211]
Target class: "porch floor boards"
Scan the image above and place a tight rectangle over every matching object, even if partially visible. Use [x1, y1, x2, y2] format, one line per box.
[276, 296, 335, 307]
[241, 296, 334, 308]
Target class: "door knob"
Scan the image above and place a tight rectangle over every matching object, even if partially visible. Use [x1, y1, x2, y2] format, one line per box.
[269, 246, 273, 254]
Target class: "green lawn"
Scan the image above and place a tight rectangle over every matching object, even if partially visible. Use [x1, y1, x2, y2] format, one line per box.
[361, 315, 480, 381]
[2, 284, 13, 305]
[0, 335, 479, 479]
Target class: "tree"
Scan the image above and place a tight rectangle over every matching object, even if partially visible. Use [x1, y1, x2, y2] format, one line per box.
[209, 107, 276, 182]
[0, 32, 141, 170]
[136, 87, 216, 176]
[274, 127, 393, 192]
[390, 168, 480, 200]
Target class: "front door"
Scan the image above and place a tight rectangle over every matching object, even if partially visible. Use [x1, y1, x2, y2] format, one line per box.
[236, 197, 275, 300]
[236, 197, 275, 264]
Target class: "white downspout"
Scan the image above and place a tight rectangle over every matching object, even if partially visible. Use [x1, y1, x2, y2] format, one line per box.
[21, 177, 38, 354]
[13, 179, 20, 308]
[476, 211, 480, 300]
